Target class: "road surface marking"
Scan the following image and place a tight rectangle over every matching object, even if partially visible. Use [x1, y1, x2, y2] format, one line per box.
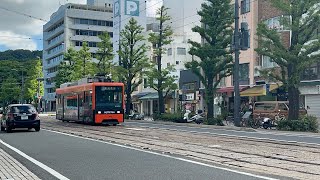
[125, 128, 146, 131]
[44, 129, 278, 180]
[0, 139, 69, 180]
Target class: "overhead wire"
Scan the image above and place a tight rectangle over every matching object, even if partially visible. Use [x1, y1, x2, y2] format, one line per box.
[0, 0, 259, 44]
[0, 5, 48, 22]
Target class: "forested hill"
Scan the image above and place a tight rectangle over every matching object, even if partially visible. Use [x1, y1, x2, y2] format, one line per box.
[0, 49, 42, 61]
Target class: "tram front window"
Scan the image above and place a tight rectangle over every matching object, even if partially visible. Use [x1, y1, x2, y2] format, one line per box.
[95, 86, 122, 111]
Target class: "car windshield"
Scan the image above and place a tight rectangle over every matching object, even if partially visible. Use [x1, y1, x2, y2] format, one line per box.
[11, 105, 36, 114]
[285, 103, 306, 109]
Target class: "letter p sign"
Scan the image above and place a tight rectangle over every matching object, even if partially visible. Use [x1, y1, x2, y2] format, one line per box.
[125, 0, 139, 16]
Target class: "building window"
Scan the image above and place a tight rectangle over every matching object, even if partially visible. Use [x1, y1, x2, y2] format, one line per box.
[152, 56, 157, 63]
[167, 48, 172, 56]
[176, 61, 179, 65]
[177, 47, 186, 55]
[144, 78, 148, 88]
[74, 18, 113, 27]
[167, 62, 170, 67]
[241, 0, 250, 14]
[301, 63, 320, 81]
[262, 56, 277, 68]
[239, 63, 249, 82]
[264, 16, 290, 31]
[75, 41, 98, 47]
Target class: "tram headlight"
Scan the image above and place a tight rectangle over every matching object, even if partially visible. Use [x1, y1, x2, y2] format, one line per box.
[98, 111, 102, 114]
[117, 111, 120, 113]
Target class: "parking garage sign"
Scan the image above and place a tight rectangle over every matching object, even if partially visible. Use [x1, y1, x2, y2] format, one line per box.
[125, 0, 139, 16]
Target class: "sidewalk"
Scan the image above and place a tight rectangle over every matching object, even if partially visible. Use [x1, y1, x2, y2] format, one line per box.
[0, 148, 39, 180]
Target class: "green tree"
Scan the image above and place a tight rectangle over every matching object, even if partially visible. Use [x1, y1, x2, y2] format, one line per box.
[118, 18, 151, 115]
[0, 77, 21, 105]
[148, 6, 176, 114]
[96, 32, 114, 75]
[255, 0, 320, 120]
[0, 58, 43, 104]
[76, 42, 95, 78]
[23, 58, 43, 103]
[185, 0, 234, 124]
[55, 48, 78, 88]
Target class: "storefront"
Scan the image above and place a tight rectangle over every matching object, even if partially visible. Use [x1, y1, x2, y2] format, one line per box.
[299, 81, 320, 121]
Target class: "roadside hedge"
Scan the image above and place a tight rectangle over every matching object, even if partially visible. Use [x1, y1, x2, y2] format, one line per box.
[205, 115, 224, 126]
[277, 115, 319, 133]
[153, 113, 184, 123]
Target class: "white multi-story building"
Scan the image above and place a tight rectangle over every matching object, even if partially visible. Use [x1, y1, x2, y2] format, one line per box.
[42, 0, 113, 111]
[132, 0, 204, 115]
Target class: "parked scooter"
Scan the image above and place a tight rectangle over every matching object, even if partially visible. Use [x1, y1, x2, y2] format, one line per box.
[129, 112, 144, 120]
[261, 111, 284, 129]
[183, 110, 205, 124]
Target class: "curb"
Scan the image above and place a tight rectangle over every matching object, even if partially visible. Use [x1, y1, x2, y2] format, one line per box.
[125, 119, 257, 132]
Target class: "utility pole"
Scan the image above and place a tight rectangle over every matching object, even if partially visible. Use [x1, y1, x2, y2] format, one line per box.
[21, 71, 24, 104]
[233, 0, 241, 127]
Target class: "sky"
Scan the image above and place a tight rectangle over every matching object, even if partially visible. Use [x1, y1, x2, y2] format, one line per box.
[0, 0, 162, 51]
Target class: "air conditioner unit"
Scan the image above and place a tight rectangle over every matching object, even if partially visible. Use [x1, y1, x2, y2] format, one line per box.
[254, 66, 261, 77]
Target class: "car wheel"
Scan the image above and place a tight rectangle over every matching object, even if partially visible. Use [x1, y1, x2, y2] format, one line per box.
[1, 125, 5, 132]
[35, 127, 40, 132]
[6, 127, 12, 133]
[113, 124, 117, 126]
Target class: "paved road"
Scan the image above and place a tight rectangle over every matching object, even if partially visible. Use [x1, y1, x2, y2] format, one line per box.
[0, 130, 276, 180]
[124, 121, 320, 145]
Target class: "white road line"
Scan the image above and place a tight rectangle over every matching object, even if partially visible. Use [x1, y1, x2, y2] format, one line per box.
[44, 129, 278, 180]
[0, 139, 69, 180]
[126, 128, 146, 131]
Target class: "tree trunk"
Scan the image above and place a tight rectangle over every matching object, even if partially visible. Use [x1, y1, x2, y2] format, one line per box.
[125, 81, 132, 115]
[287, 64, 300, 120]
[288, 85, 299, 120]
[206, 77, 214, 124]
[157, 8, 165, 114]
[158, 90, 165, 114]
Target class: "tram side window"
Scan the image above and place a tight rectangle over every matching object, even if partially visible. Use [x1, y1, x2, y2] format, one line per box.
[78, 94, 83, 107]
[57, 95, 62, 105]
[85, 91, 92, 107]
[67, 98, 77, 107]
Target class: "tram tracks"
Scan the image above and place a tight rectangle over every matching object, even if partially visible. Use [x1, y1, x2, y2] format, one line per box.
[42, 119, 320, 179]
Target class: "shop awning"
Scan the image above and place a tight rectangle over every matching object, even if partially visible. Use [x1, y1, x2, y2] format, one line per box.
[269, 84, 282, 91]
[132, 92, 150, 98]
[240, 84, 282, 97]
[240, 85, 266, 97]
[139, 92, 159, 100]
[217, 86, 248, 93]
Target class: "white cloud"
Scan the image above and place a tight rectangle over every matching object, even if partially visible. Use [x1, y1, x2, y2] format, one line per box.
[0, 31, 37, 50]
[0, 0, 86, 50]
